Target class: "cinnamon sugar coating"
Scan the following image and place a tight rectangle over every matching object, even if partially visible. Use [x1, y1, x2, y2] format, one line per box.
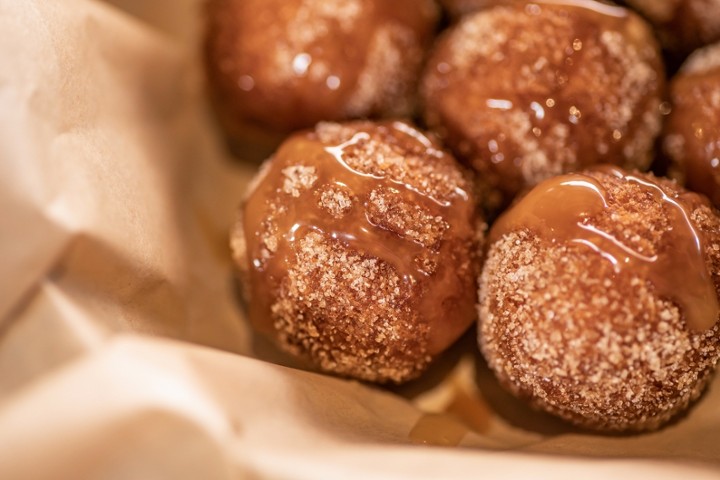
[232, 120, 483, 383]
[479, 168, 720, 431]
[204, 0, 438, 137]
[664, 42, 720, 208]
[421, 1, 664, 211]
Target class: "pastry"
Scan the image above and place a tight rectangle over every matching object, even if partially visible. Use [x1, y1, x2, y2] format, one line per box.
[421, 1, 664, 211]
[231, 120, 483, 383]
[479, 166, 720, 431]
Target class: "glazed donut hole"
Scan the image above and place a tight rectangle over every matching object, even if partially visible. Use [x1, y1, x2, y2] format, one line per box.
[231, 120, 484, 384]
[204, 0, 439, 149]
[664, 42, 720, 208]
[421, 1, 665, 211]
[478, 167, 720, 432]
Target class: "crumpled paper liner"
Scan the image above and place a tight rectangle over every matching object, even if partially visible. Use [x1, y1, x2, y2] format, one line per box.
[0, 0, 718, 478]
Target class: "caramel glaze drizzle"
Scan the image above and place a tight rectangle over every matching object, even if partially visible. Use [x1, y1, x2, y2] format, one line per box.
[490, 165, 719, 331]
[243, 122, 475, 349]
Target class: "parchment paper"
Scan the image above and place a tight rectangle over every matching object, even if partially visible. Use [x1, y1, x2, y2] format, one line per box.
[1, 0, 719, 478]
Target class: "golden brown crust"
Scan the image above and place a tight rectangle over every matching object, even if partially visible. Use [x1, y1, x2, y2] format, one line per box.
[479, 169, 720, 431]
[421, 1, 664, 211]
[233, 120, 483, 383]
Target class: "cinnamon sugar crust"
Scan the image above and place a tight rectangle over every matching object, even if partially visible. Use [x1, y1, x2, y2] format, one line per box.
[421, 2, 664, 211]
[273, 231, 431, 383]
[479, 169, 720, 431]
[233, 120, 483, 383]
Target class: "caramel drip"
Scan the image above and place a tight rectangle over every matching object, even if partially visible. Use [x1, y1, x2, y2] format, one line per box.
[490, 168, 719, 331]
[444, 387, 492, 434]
[408, 413, 468, 446]
[242, 123, 474, 340]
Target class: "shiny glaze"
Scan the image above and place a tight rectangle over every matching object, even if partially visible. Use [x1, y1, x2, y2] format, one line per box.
[242, 122, 477, 351]
[490, 167, 718, 331]
[422, 0, 662, 205]
[205, 0, 438, 132]
[408, 413, 467, 446]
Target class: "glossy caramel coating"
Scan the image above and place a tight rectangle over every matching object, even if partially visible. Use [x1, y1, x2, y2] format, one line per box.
[664, 43, 720, 208]
[231, 120, 483, 383]
[204, 0, 438, 137]
[421, 1, 664, 210]
[479, 167, 720, 431]
[623, 0, 720, 56]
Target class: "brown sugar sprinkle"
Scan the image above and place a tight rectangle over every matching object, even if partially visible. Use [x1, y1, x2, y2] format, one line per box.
[235, 120, 481, 383]
[281, 165, 318, 197]
[316, 183, 354, 218]
[272, 231, 431, 383]
[367, 187, 449, 250]
[479, 169, 720, 431]
[313, 121, 471, 203]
